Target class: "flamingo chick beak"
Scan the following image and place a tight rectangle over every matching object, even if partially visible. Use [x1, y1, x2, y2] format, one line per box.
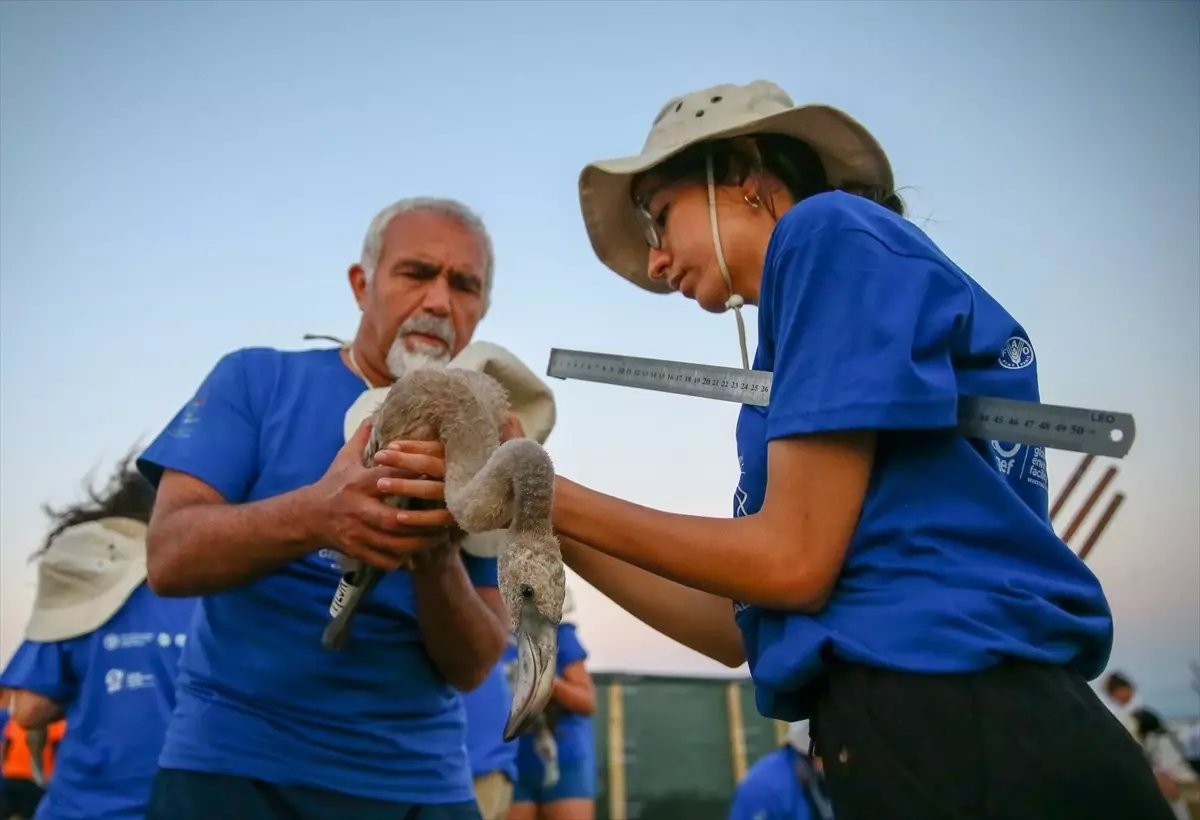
[503, 599, 558, 742]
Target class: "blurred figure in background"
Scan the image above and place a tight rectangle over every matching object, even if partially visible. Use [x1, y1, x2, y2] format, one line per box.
[0, 690, 7, 811]
[727, 721, 833, 820]
[0, 452, 198, 820]
[0, 713, 64, 820]
[1132, 708, 1200, 820]
[509, 588, 597, 820]
[1102, 670, 1140, 737]
[1181, 721, 1200, 777]
[462, 634, 519, 820]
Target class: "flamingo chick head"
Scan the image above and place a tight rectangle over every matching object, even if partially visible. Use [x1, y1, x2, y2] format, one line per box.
[500, 528, 565, 741]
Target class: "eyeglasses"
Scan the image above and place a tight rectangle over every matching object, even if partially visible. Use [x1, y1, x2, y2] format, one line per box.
[633, 198, 664, 250]
[631, 149, 719, 252]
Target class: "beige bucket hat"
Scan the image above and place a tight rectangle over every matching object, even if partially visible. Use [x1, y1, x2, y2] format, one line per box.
[25, 517, 149, 642]
[579, 79, 894, 293]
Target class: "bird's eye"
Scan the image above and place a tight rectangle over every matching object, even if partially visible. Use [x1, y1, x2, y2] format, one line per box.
[520, 584, 534, 600]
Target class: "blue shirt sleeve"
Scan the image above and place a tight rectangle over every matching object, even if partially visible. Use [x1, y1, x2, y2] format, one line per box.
[0, 640, 79, 704]
[556, 623, 588, 672]
[137, 350, 262, 502]
[463, 553, 498, 588]
[763, 204, 971, 442]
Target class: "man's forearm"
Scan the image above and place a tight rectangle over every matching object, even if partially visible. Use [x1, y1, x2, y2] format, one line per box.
[413, 549, 506, 692]
[147, 488, 318, 597]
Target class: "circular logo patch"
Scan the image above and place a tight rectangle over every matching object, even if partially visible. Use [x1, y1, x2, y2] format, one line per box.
[999, 336, 1035, 370]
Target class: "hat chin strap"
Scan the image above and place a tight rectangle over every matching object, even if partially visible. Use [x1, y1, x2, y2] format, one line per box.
[705, 155, 750, 371]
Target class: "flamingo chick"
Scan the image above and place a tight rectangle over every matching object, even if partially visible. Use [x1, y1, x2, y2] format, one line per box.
[323, 368, 565, 740]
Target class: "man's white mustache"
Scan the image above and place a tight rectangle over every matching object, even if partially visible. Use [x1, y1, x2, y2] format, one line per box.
[398, 316, 455, 349]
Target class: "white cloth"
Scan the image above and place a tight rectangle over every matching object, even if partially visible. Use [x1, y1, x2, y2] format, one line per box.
[787, 720, 811, 753]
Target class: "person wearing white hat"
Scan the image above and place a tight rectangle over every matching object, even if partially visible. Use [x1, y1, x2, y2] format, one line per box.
[535, 80, 1172, 819]
[135, 196, 554, 820]
[0, 453, 198, 820]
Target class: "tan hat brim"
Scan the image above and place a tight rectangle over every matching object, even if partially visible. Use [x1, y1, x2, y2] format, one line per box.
[25, 561, 147, 642]
[579, 103, 894, 294]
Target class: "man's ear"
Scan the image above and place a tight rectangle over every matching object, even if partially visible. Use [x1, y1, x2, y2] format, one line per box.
[348, 264, 369, 311]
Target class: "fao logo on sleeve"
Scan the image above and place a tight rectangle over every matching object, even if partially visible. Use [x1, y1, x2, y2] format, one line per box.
[998, 336, 1034, 370]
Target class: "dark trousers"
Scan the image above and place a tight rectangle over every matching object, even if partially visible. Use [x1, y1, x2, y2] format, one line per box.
[810, 660, 1176, 820]
[0, 778, 45, 820]
[146, 768, 483, 820]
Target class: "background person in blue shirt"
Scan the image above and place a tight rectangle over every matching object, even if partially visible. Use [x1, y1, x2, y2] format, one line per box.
[136, 196, 513, 820]
[533, 80, 1173, 819]
[462, 634, 520, 820]
[509, 589, 597, 820]
[728, 722, 832, 820]
[0, 453, 198, 820]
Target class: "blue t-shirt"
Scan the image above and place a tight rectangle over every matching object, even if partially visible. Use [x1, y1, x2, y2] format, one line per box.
[0, 583, 198, 820]
[517, 622, 593, 770]
[733, 192, 1113, 721]
[136, 347, 499, 804]
[461, 636, 518, 780]
[728, 746, 814, 820]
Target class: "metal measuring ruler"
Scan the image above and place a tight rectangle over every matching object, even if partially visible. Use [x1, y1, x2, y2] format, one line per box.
[546, 348, 1135, 458]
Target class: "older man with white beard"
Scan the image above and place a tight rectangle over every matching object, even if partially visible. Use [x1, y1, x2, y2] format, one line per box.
[135, 197, 511, 820]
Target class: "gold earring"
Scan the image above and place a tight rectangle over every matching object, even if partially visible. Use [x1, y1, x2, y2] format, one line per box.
[745, 194, 762, 209]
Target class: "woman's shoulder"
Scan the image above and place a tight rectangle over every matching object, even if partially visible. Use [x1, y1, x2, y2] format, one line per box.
[775, 190, 904, 239]
[772, 190, 955, 268]
[768, 191, 967, 295]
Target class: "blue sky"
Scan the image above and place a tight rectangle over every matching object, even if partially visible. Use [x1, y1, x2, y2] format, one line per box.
[1, 1, 1197, 715]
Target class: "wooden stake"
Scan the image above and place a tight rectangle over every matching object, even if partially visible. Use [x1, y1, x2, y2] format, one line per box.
[1051, 454, 1094, 523]
[774, 719, 789, 747]
[1062, 466, 1117, 544]
[1077, 492, 1125, 561]
[726, 681, 748, 783]
[607, 683, 626, 820]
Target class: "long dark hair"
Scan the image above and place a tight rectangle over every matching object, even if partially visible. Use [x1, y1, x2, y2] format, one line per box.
[36, 448, 156, 557]
[633, 133, 905, 218]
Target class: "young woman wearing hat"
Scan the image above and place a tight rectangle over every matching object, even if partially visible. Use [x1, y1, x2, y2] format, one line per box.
[544, 81, 1172, 818]
[0, 452, 198, 820]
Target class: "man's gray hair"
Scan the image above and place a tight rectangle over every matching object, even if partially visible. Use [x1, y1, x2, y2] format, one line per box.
[360, 196, 495, 314]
